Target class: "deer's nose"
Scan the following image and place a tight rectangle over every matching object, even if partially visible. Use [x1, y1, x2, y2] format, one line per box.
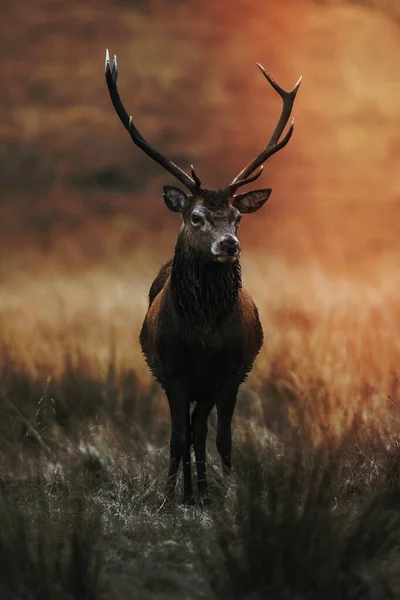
[218, 236, 241, 256]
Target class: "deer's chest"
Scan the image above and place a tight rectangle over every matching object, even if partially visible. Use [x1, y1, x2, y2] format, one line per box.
[161, 308, 259, 383]
[139, 284, 263, 392]
[159, 323, 245, 392]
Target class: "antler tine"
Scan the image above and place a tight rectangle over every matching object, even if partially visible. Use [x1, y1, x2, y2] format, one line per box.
[190, 165, 202, 188]
[105, 49, 198, 193]
[226, 165, 263, 194]
[256, 64, 302, 148]
[227, 64, 302, 193]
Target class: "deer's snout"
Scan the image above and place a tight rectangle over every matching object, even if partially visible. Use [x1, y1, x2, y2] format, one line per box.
[212, 235, 241, 262]
[219, 236, 240, 256]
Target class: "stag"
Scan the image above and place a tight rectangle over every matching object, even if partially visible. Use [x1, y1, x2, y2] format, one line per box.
[105, 50, 301, 503]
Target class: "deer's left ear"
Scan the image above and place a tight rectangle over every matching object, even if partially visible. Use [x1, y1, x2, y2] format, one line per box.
[232, 189, 272, 214]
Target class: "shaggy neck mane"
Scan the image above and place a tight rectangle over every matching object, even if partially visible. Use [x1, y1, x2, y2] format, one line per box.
[170, 234, 242, 327]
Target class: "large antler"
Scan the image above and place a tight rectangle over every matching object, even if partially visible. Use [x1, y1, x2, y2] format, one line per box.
[227, 64, 302, 195]
[105, 49, 200, 193]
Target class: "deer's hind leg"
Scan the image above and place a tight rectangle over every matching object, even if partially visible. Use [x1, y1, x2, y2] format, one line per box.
[182, 401, 194, 504]
[216, 382, 239, 475]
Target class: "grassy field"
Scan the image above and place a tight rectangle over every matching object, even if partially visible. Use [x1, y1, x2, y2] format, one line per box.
[2, 380, 400, 599]
[0, 249, 400, 598]
[2, 0, 400, 597]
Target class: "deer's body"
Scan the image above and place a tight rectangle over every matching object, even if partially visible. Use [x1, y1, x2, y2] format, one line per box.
[104, 50, 301, 502]
[140, 253, 263, 396]
[139, 216, 263, 501]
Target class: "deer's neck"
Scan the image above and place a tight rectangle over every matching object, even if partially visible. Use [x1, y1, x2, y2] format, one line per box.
[170, 236, 242, 326]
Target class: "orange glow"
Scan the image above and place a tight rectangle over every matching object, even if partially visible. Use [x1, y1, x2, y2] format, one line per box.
[2, 0, 400, 440]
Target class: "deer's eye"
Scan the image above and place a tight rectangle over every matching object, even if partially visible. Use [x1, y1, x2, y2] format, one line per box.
[191, 213, 204, 226]
[235, 215, 242, 227]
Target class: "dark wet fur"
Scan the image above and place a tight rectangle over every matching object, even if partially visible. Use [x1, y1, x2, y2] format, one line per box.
[141, 233, 262, 393]
[170, 238, 242, 330]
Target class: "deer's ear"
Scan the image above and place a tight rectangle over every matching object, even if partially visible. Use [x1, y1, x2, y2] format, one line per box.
[163, 186, 191, 213]
[232, 189, 272, 214]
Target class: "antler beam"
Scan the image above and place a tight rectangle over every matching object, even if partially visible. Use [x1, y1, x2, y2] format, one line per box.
[227, 64, 302, 194]
[105, 49, 200, 193]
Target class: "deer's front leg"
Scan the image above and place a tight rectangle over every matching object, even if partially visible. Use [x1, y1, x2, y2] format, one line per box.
[166, 382, 192, 502]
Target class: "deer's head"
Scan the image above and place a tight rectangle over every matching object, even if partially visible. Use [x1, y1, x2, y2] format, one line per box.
[105, 51, 301, 263]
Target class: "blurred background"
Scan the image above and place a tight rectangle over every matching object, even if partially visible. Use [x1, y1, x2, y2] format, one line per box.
[1, 0, 400, 432]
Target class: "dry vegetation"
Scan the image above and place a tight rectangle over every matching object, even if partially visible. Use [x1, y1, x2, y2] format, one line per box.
[1, 0, 400, 597]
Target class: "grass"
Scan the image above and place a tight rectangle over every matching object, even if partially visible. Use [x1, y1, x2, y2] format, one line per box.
[0, 491, 102, 600]
[2, 374, 400, 598]
[201, 430, 400, 600]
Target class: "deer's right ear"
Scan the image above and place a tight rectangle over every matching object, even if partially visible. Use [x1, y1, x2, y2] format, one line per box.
[163, 186, 191, 213]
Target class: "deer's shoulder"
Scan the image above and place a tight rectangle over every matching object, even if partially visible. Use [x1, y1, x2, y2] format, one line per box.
[148, 259, 173, 306]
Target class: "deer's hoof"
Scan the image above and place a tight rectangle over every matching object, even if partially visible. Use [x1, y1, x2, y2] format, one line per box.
[182, 494, 196, 507]
[198, 495, 212, 508]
